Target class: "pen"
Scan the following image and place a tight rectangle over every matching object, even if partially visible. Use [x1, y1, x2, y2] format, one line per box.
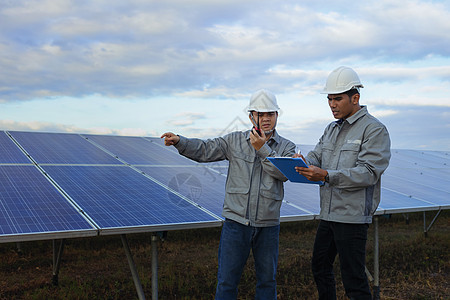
[297, 148, 307, 164]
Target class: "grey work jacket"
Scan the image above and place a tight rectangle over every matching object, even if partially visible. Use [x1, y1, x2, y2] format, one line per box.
[306, 106, 391, 224]
[175, 130, 296, 227]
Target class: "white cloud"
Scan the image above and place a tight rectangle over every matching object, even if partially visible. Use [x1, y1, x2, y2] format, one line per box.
[168, 112, 206, 127]
[0, 0, 449, 150]
[369, 109, 399, 118]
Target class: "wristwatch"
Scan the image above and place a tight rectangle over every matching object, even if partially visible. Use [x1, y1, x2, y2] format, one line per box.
[324, 173, 329, 183]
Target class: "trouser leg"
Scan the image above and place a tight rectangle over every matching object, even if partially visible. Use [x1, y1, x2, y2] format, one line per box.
[311, 220, 337, 300]
[334, 223, 372, 300]
[252, 225, 280, 300]
[215, 219, 252, 300]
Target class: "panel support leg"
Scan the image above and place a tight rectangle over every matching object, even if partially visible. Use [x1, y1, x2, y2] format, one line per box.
[372, 217, 380, 300]
[16, 242, 22, 253]
[121, 234, 146, 300]
[402, 213, 410, 224]
[152, 233, 159, 300]
[52, 239, 65, 286]
[423, 210, 442, 237]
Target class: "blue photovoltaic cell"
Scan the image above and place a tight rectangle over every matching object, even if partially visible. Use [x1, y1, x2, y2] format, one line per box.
[377, 189, 436, 212]
[41, 165, 220, 231]
[424, 151, 450, 160]
[9, 131, 121, 165]
[82, 134, 196, 166]
[390, 149, 450, 171]
[384, 166, 449, 190]
[280, 202, 313, 220]
[0, 131, 31, 164]
[282, 182, 321, 215]
[382, 174, 449, 206]
[387, 164, 450, 180]
[136, 165, 226, 218]
[0, 166, 95, 238]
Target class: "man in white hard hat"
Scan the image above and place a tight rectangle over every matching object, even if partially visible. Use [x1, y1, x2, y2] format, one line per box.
[161, 89, 295, 299]
[295, 67, 391, 299]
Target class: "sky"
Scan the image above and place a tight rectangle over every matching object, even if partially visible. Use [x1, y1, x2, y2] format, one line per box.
[1, 0, 449, 151]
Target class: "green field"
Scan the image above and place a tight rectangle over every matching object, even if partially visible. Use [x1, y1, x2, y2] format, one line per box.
[1, 211, 448, 299]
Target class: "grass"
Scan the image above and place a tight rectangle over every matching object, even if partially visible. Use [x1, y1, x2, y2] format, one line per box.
[0, 210, 448, 299]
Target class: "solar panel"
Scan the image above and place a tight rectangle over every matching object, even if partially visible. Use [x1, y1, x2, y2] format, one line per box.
[82, 134, 197, 166]
[282, 181, 321, 215]
[136, 165, 226, 218]
[41, 165, 221, 234]
[424, 150, 450, 160]
[382, 174, 449, 206]
[0, 165, 96, 243]
[376, 188, 438, 214]
[383, 149, 449, 210]
[390, 149, 449, 171]
[279, 201, 315, 221]
[0, 131, 31, 164]
[384, 166, 449, 189]
[9, 131, 121, 165]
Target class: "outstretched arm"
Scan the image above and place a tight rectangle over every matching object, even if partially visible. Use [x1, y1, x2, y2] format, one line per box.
[161, 132, 228, 163]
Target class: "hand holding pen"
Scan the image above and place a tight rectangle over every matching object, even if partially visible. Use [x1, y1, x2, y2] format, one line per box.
[292, 148, 327, 182]
[292, 147, 305, 161]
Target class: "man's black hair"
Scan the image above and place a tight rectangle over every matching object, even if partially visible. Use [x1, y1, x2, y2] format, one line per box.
[345, 88, 360, 99]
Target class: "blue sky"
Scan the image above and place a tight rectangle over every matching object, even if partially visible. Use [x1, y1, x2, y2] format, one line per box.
[1, 0, 449, 150]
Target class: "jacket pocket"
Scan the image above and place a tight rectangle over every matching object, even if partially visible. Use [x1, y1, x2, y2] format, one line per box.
[334, 188, 365, 216]
[260, 188, 283, 201]
[321, 142, 335, 169]
[226, 152, 254, 194]
[257, 193, 282, 222]
[337, 142, 360, 169]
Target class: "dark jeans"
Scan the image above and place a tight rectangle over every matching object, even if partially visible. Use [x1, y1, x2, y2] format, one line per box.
[312, 220, 371, 300]
[215, 219, 280, 300]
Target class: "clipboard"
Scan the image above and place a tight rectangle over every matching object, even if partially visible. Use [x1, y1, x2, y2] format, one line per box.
[267, 157, 324, 185]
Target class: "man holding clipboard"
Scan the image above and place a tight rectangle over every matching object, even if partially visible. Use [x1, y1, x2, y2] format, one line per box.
[294, 67, 391, 300]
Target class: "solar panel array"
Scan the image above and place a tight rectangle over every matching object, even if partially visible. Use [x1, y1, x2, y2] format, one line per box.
[0, 131, 222, 243]
[0, 131, 449, 244]
[0, 132, 97, 242]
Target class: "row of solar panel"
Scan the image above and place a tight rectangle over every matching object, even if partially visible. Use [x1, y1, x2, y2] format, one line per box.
[0, 131, 449, 244]
[0, 131, 225, 242]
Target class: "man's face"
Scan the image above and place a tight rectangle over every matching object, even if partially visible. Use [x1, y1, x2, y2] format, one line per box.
[249, 111, 278, 132]
[327, 93, 360, 120]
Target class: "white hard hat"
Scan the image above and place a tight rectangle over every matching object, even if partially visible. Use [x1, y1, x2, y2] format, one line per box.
[247, 89, 280, 112]
[321, 66, 364, 94]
